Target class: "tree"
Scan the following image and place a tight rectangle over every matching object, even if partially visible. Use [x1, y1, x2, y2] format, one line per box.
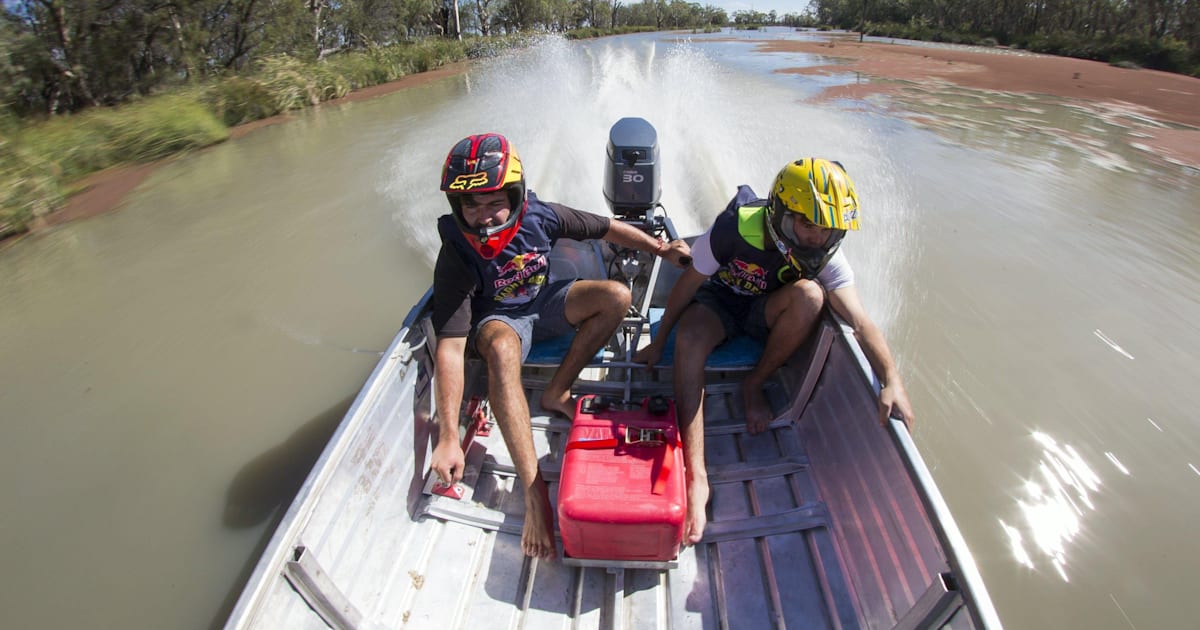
[471, 0, 496, 35]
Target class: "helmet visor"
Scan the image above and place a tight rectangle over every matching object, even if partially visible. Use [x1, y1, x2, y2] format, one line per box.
[775, 200, 845, 252]
[768, 200, 846, 279]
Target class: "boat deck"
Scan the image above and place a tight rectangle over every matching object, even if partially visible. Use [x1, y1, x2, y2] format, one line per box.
[418, 367, 847, 629]
[226, 232, 996, 629]
[228, 319, 986, 630]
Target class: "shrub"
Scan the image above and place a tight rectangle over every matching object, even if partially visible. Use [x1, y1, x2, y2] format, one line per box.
[206, 77, 280, 126]
[0, 131, 62, 235]
[257, 55, 322, 112]
[94, 94, 228, 164]
[5, 91, 226, 218]
[21, 113, 112, 180]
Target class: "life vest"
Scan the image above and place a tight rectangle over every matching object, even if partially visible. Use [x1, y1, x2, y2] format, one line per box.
[707, 185, 840, 296]
[438, 192, 561, 316]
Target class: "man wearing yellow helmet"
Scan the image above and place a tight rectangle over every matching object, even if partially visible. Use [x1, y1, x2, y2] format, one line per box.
[635, 158, 913, 545]
[429, 133, 692, 559]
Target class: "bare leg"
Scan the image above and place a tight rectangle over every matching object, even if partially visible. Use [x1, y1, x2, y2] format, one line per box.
[539, 280, 631, 418]
[477, 320, 556, 558]
[743, 280, 825, 434]
[673, 304, 725, 544]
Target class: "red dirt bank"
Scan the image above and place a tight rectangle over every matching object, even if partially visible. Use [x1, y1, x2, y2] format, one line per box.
[761, 38, 1200, 168]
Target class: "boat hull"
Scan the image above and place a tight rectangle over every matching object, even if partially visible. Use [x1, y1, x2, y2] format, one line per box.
[225, 214, 1000, 630]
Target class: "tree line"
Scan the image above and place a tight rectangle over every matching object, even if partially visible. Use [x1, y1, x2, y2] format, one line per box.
[812, 0, 1199, 75]
[0, 0, 730, 118]
[3, 0, 1196, 120]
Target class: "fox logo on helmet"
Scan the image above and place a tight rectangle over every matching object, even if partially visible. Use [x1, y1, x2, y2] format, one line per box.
[449, 172, 491, 191]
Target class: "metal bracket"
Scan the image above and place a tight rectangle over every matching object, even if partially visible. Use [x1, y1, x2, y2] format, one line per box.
[283, 545, 364, 630]
[625, 426, 666, 446]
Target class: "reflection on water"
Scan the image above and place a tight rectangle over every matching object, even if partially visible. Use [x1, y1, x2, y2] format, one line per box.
[1104, 451, 1130, 475]
[1000, 432, 1102, 582]
[223, 396, 350, 528]
[1093, 329, 1136, 360]
[865, 48, 1200, 625]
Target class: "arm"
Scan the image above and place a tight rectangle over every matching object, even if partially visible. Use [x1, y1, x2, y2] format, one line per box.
[429, 240, 475, 484]
[602, 218, 692, 268]
[827, 285, 914, 427]
[431, 335, 467, 484]
[633, 266, 709, 365]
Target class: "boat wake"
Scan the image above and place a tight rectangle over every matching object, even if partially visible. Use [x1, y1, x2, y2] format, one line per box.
[382, 34, 916, 328]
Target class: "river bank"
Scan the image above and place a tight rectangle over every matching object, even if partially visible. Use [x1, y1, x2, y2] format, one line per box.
[762, 38, 1200, 168]
[20, 62, 471, 240]
[16, 37, 1200, 244]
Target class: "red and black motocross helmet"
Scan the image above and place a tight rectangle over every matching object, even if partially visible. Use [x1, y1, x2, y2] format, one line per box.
[440, 133, 527, 259]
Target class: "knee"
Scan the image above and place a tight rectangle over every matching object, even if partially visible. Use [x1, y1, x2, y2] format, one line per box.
[786, 279, 825, 312]
[675, 312, 723, 356]
[603, 280, 632, 313]
[476, 323, 521, 365]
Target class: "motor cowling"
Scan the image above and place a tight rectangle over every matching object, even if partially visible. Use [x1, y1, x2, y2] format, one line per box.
[603, 117, 661, 221]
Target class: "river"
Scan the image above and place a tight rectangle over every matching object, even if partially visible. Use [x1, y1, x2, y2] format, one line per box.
[2, 29, 1198, 629]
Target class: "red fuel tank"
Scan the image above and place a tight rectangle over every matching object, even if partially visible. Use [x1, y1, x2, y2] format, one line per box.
[557, 395, 687, 561]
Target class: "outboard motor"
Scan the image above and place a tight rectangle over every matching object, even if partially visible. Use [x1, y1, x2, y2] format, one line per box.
[603, 117, 662, 226]
[601, 117, 681, 313]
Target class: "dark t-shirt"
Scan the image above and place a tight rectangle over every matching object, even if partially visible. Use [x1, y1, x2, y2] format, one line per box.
[431, 192, 610, 337]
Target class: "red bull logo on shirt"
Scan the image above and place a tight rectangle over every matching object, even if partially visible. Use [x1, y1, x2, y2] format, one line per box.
[496, 252, 540, 278]
[719, 258, 769, 294]
[494, 251, 549, 302]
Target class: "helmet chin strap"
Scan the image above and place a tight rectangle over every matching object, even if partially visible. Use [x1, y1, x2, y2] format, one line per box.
[461, 201, 527, 260]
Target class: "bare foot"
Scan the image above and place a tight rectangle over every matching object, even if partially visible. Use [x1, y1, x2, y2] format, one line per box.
[743, 382, 772, 434]
[683, 473, 710, 545]
[539, 389, 576, 419]
[521, 474, 557, 558]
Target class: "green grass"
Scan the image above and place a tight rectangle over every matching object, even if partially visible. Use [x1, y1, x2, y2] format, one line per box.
[2, 94, 228, 237]
[1, 126, 62, 237]
[563, 26, 657, 40]
[0, 36, 520, 238]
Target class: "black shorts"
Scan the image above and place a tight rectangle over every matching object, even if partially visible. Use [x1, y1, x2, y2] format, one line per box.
[691, 284, 771, 344]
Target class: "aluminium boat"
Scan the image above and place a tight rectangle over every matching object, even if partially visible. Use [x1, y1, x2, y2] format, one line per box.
[224, 118, 1000, 629]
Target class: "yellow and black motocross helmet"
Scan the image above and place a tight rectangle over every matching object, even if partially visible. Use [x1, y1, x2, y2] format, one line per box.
[440, 133, 527, 259]
[764, 158, 861, 279]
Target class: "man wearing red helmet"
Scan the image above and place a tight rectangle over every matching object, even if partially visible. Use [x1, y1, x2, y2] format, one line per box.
[429, 133, 691, 558]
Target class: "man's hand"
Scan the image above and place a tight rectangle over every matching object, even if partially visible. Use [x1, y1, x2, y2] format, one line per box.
[658, 238, 692, 268]
[633, 339, 665, 366]
[878, 381, 915, 429]
[431, 438, 465, 485]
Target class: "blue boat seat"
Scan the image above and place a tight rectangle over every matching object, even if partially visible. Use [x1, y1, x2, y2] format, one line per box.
[525, 331, 595, 365]
[525, 308, 763, 369]
[644, 308, 763, 369]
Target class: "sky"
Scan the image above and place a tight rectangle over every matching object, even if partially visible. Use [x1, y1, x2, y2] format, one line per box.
[713, 0, 813, 18]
